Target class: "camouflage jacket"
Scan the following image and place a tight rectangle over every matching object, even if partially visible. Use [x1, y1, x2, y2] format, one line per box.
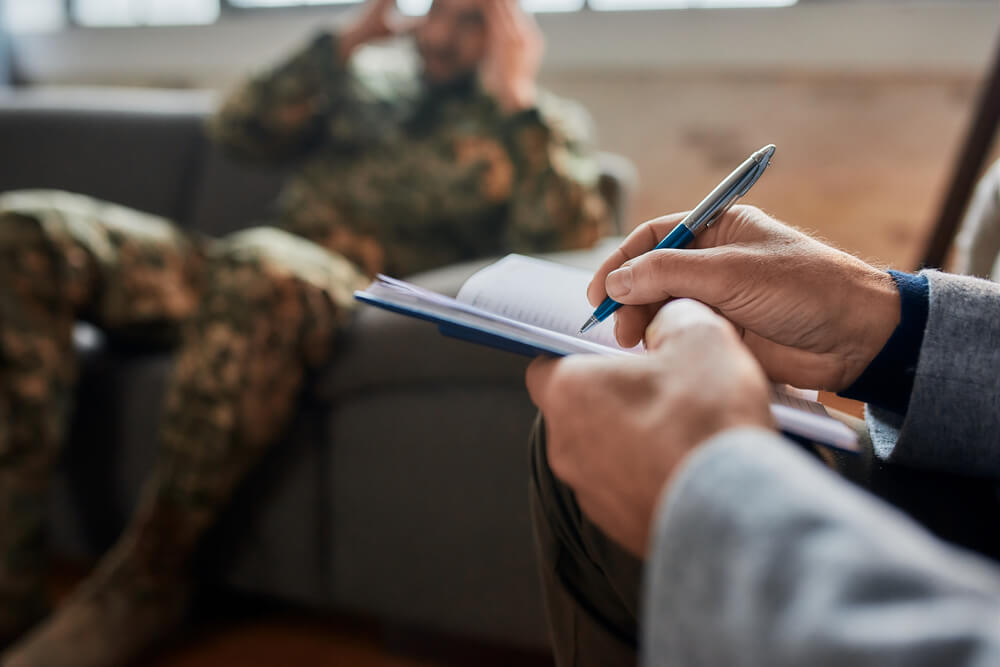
[207, 32, 610, 278]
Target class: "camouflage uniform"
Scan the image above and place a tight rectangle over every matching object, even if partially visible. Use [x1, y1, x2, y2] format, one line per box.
[0, 31, 609, 664]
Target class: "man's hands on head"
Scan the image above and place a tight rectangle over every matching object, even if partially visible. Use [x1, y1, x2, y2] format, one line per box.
[589, 205, 901, 392]
[480, 0, 543, 113]
[339, 0, 415, 62]
[526, 299, 772, 559]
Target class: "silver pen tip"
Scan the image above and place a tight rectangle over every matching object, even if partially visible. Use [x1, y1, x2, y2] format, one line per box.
[578, 316, 599, 335]
[754, 144, 776, 164]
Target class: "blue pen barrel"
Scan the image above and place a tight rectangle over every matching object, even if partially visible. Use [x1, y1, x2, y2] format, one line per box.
[582, 143, 773, 333]
[653, 223, 695, 251]
[592, 223, 695, 323]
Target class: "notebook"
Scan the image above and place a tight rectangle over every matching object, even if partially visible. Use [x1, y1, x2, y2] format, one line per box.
[355, 254, 859, 452]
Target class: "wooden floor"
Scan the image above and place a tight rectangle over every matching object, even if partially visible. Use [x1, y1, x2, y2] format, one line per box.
[144, 595, 541, 667]
[41, 69, 1000, 665]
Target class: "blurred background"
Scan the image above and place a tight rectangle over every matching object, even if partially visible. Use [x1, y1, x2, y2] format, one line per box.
[2, 0, 998, 268]
[1, 1, 999, 665]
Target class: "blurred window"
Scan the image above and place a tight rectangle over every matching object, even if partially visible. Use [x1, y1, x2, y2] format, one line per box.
[2, 0, 67, 33]
[591, 0, 797, 8]
[229, 0, 584, 12]
[21, 0, 995, 31]
[2, 0, 806, 32]
[72, 0, 221, 26]
[228, 0, 794, 12]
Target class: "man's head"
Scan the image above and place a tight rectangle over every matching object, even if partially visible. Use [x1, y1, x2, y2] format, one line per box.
[414, 0, 489, 86]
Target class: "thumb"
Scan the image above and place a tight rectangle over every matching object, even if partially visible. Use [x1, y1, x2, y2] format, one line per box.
[644, 298, 732, 352]
[605, 247, 737, 309]
[525, 356, 558, 408]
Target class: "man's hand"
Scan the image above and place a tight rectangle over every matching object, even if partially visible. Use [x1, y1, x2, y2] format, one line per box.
[339, 0, 414, 63]
[526, 299, 772, 559]
[588, 205, 901, 392]
[480, 0, 543, 113]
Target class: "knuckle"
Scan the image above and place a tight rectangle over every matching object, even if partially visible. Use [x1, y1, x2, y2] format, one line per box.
[730, 203, 761, 219]
[547, 444, 575, 484]
[632, 252, 671, 297]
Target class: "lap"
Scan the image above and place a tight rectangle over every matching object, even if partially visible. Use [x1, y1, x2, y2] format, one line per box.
[0, 192, 366, 353]
[530, 415, 641, 666]
[0, 190, 200, 336]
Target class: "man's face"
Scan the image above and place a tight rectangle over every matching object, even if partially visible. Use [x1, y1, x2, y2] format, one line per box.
[414, 0, 488, 86]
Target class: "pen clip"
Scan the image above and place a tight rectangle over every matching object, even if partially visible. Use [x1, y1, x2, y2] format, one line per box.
[703, 165, 764, 228]
[703, 207, 726, 228]
[737, 159, 769, 197]
[703, 178, 749, 228]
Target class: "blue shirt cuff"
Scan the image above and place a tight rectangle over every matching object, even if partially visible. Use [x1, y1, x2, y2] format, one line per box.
[838, 270, 929, 415]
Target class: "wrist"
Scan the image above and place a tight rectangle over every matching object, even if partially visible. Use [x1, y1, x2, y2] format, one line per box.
[496, 80, 537, 114]
[837, 266, 901, 390]
[337, 28, 364, 63]
[839, 271, 929, 414]
[668, 371, 774, 482]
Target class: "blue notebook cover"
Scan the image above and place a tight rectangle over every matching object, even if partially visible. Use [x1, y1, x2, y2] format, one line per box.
[353, 291, 571, 358]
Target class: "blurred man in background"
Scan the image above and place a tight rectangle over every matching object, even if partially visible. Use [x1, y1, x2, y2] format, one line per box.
[0, 1, 609, 665]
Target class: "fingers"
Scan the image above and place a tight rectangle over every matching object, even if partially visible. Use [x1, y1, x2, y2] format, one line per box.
[614, 303, 663, 349]
[585, 205, 783, 308]
[390, 14, 423, 35]
[607, 246, 740, 308]
[741, 331, 843, 389]
[372, 0, 395, 18]
[485, 0, 514, 38]
[525, 356, 558, 407]
[486, 0, 541, 49]
[586, 212, 688, 306]
[644, 298, 732, 352]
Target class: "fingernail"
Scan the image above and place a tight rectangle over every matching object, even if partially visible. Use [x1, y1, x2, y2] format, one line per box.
[606, 267, 632, 298]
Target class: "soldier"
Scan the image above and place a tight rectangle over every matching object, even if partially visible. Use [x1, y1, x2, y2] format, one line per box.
[0, 0, 610, 664]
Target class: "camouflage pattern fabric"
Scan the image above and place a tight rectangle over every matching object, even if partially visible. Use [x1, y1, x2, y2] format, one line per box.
[0, 29, 610, 661]
[0, 193, 365, 644]
[209, 31, 609, 277]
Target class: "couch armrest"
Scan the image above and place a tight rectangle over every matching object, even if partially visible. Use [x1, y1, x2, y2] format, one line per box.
[597, 151, 639, 235]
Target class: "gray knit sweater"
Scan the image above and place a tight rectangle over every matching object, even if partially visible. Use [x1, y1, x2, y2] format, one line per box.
[642, 271, 1000, 666]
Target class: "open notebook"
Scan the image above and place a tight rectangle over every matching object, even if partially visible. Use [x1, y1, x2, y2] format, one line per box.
[355, 254, 858, 452]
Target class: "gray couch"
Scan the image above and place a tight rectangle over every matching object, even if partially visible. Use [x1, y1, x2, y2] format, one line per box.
[0, 86, 635, 650]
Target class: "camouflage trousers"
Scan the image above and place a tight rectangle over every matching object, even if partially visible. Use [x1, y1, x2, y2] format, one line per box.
[0, 190, 365, 633]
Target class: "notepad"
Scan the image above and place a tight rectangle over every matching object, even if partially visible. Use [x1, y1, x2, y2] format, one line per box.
[355, 254, 859, 452]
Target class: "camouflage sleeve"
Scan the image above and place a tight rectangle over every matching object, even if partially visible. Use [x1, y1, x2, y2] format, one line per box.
[207, 32, 367, 163]
[501, 95, 613, 254]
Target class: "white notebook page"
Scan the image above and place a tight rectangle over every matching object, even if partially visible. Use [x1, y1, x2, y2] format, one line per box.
[456, 255, 641, 353]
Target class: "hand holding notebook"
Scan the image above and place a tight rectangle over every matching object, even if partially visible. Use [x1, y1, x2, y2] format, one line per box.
[355, 254, 859, 452]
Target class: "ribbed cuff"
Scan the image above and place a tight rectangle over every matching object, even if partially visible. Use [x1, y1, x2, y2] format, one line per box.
[839, 270, 929, 415]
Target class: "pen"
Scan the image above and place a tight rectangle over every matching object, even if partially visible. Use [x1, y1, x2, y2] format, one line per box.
[578, 143, 777, 335]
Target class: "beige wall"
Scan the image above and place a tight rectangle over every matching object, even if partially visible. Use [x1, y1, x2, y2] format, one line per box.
[544, 69, 987, 269]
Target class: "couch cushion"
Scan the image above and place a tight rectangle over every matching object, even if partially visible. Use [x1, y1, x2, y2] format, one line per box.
[322, 386, 548, 648]
[0, 87, 211, 223]
[186, 143, 291, 237]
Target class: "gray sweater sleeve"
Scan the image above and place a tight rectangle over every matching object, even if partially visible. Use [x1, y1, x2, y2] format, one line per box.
[867, 271, 1000, 477]
[643, 428, 1000, 667]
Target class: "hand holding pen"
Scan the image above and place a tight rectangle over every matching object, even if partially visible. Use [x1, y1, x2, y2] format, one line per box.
[579, 144, 776, 334]
[582, 202, 902, 392]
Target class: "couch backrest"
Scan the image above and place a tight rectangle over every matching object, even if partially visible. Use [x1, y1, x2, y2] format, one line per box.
[185, 142, 291, 237]
[0, 88, 211, 224]
[0, 86, 633, 237]
[0, 86, 293, 235]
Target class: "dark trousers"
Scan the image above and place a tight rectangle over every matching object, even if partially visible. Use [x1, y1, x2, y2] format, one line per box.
[529, 415, 641, 667]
